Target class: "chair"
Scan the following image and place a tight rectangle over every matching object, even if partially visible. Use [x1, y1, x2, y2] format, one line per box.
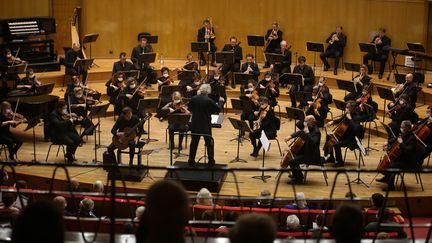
[302, 159, 329, 186]
[117, 140, 146, 165]
[45, 142, 66, 162]
[192, 204, 222, 221]
[0, 144, 8, 160]
[268, 116, 283, 156]
[395, 166, 424, 192]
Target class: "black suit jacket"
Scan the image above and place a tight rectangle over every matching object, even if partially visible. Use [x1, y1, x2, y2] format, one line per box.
[403, 83, 418, 105]
[265, 29, 283, 51]
[371, 35, 391, 55]
[392, 132, 417, 168]
[131, 44, 153, 66]
[112, 60, 134, 75]
[188, 94, 222, 134]
[222, 44, 243, 64]
[326, 32, 347, 53]
[274, 49, 292, 70]
[197, 27, 216, 43]
[65, 49, 84, 74]
[258, 108, 277, 138]
[240, 62, 260, 77]
[293, 65, 315, 87]
[291, 126, 321, 163]
[48, 110, 75, 140]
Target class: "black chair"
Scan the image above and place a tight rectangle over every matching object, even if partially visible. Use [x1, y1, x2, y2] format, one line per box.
[302, 158, 329, 186]
[45, 141, 66, 162]
[116, 141, 147, 166]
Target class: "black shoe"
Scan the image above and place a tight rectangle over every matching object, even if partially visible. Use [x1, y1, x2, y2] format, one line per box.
[378, 74, 383, 79]
[188, 161, 196, 167]
[333, 69, 338, 75]
[250, 151, 259, 157]
[333, 162, 344, 167]
[325, 156, 335, 163]
[376, 177, 389, 183]
[208, 160, 215, 167]
[8, 155, 16, 161]
[199, 60, 206, 66]
[287, 178, 303, 184]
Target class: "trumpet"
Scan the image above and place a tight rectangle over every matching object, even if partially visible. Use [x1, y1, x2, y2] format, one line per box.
[329, 33, 339, 45]
[374, 37, 382, 45]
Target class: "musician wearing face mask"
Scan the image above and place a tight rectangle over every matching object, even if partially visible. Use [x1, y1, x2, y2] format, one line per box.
[131, 35, 155, 87]
[240, 54, 260, 79]
[157, 67, 173, 92]
[363, 27, 391, 79]
[344, 65, 371, 102]
[112, 52, 133, 75]
[250, 97, 278, 157]
[387, 94, 418, 138]
[258, 72, 279, 107]
[240, 80, 260, 128]
[65, 43, 88, 82]
[264, 22, 283, 68]
[221, 36, 243, 87]
[305, 85, 329, 128]
[162, 91, 190, 150]
[197, 19, 217, 67]
[283, 115, 321, 184]
[396, 73, 417, 108]
[377, 120, 417, 191]
[106, 72, 125, 116]
[119, 77, 145, 118]
[292, 56, 315, 108]
[0, 101, 23, 161]
[183, 53, 199, 71]
[48, 101, 82, 164]
[16, 69, 41, 92]
[209, 73, 227, 105]
[68, 87, 95, 133]
[270, 40, 292, 77]
[1, 49, 24, 91]
[320, 26, 347, 75]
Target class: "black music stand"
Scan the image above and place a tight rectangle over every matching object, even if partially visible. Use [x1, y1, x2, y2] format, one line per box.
[344, 63, 361, 79]
[80, 122, 99, 162]
[376, 86, 395, 122]
[161, 85, 186, 98]
[333, 99, 347, 117]
[35, 83, 55, 95]
[138, 98, 160, 143]
[336, 79, 357, 96]
[229, 118, 251, 163]
[264, 53, 284, 65]
[247, 35, 265, 63]
[178, 70, 196, 82]
[138, 53, 157, 65]
[348, 137, 368, 188]
[286, 107, 305, 131]
[88, 103, 109, 149]
[191, 42, 210, 71]
[359, 43, 377, 55]
[168, 114, 191, 158]
[283, 73, 304, 88]
[407, 42, 425, 53]
[294, 91, 312, 109]
[74, 58, 94, 70]
[82, 33, 99, 67]
[215, 51, 234, 65]
[306, 42, 325, 71]
[145, 35, 158, 44]
[24, 115, 41, 162]
[234, 73, 256, 87]
[122, 70, 140, 79]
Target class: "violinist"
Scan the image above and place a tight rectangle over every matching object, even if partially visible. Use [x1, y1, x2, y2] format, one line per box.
[221, 36, 243, 87]
[208, 69, 226, 87]
[270, 40, 292, 77]
[377, 120, 417, 191]
[157, 67, 173, 92]
[119, 77, 145, 116]
[197, 19, 217, 67]
[112, 52, 133, 75]
[48, 101, 81, 163]
[209, 74, 227, 106]
[306, 85, 330, 128]
[183, 53, 199, 71]
[65, 74, 82, 101]
[292, 56, 315, 108]
[240, 54, 260, 80]
[131, 35, 156, 87]
[283, 115, 321, 184]
[320, 26, 347, 75]
[0, 49, 24, 90]
[240, 80, 260, 128]
[250, 97, 278, 157]
[162, 92, 190, 150]
[344, 65, 371, 102]
[0, 101, 24, 161]
[106, 71, 126, 115]
[387, 94, 418, 137]
[353, 85, 378, 123]
[324, 101, 364, 167]
[258, 71, 280, 107]
[65, 43, 88, 82]
[264, 22, 283, 68]
[363, 27, 391, 79]
[68, 87, 95, 133]
[16, 69, 41, 92]
[107, 106, 145, 164]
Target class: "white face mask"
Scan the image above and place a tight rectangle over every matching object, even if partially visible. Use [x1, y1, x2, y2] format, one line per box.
[265, 77, 271, 81]
[130, 84, 136, 89]
[76, 94, 83, 98]
[303, 122, 308, 128]
[247, 87, 254, 92]
[163, 73, 169, 78]
[312, 95, 317, 100]
[399, 100, 405, 105]
[214, 75, 220, 80]
[400, 128, 404, 134]
[118, 77, 123, 82]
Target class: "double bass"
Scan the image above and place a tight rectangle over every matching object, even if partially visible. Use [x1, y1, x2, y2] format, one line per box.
[112, 114, 152, 150]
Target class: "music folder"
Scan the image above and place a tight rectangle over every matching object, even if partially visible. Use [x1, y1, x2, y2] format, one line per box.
[336, 79, 357, 93]
[215, 51, 234, 65]
[138, 53, 157, 64]
[73, 58, 94, 68]
[211, 114, 224, 128]
[234, 73, 256, 86]
[281, 73, 304, 86]
[264, 53, 284, 64]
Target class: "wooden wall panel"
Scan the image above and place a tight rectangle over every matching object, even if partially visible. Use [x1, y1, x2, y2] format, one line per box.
[51, 0, 82, 55]
[78, 0, 428, 64]
[0, 0, 50, 18]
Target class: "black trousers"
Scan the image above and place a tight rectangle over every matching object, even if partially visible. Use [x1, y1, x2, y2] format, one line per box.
[138, 64, 156, 85]
[363, 53, 388, 75]
[168, 124, 188, 148]
[289, 85, 313, 108]
[328, 138, 353, 164]
[199, 44, 217, 64]
[0, 133, 22, 158]
[320, 49, 342, 69]
[107, 140, 138, 163]
[188, 134, 214, 165]
[273, 65, 291, 77]
[288, 155, 306, 180]
[221, 63, 240, 85]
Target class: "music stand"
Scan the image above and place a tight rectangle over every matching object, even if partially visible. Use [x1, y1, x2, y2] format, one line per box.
[336, 79, 357, 95]
[7, 63, 27, 75]
[407, 43, 425, 53]
[145, 36, 158, 44]
[348, 137, 369, 188]
[359, 43, 377, 55]
[344, 63, 361, 79]
[285, 107, 305, 131]
[306, 42, 325, 71]
[88, 103, 109, 149]
[73, 59, 94, 77]
[234, 73, 256, 87]
[247, 35, 265, 63]
[283, 73, 304, 88]
[191, 42, 210, 71]
[264, 53, 284, 65]
[82, 33, 99, 67]
[168, 114, 191, 158]
[138, 53, 157, 65]
[333, 99, 347, 117]
[294, 91, 312, 109]
[228, 118, 251, 163]
[215, 51, 234, 65]
[80, 122, 99, 162]
[161, 85, 187, 98]
[122, 70, 140, 79]
[376, 86, 395, 122]
[177, 70, 196, 82]
[35, 83, 55, 95]
[24, 115, 41, 162]
[138, 98, 160, 143]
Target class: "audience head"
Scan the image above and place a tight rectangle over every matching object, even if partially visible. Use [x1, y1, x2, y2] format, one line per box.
[332, 203, 364, 243]
[53, 196, 67, 212]
[2, 193, 17, 208]
[345, 191, 357, 199]
[198, 83, 211, 95]
[93, 180, 104, 193]
[68, 178, 80, 192]
[135, 206, 145, 221]
[229, 213, 276, 243]
[79, 198, 94, 214]
[371, 193, 385, 208]
[295, 192, 307, 209]
[286, 214, 300, 230]
[196, 188, 213, 206]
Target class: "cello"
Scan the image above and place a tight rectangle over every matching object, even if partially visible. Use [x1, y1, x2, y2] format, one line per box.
[112, 114, 152, 150]
[323, 117, 349, 155]
[281, 135, 305, 168]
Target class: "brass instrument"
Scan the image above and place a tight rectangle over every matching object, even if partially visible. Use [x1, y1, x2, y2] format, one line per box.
[374, 36, 382, 45]
[207, 17, 216, 40]
[392, 81, 406, 96]
[329, 33, 339, 45]
[263, 28, 278, 51]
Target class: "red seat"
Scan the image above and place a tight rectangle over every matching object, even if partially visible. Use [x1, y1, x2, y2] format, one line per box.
[192, 204, 222, 221]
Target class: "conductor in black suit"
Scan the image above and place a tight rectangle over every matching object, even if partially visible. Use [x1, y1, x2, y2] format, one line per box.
[112, 52, 133, 75]
[188, 84, 224, 166]
[197, 19, 217, 67]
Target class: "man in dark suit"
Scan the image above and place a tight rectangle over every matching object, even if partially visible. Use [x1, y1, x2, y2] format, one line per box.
[131, 35, 155, 87]
[401, 73, 418, 107]
[197, 19, 217, 67]
[188, 84, 224, 166]
[240, 53, 260, 80]
[264, 22, 283, 68]
[320, 26, 347, 75]
[284, 115, 321, 184]
[221, 36, 243, 87]
[292, 56, 315, 108]
[112, 52, 133, 75]
[363, 27, 391, 79]
[65, 43, 88, 82]
[270, 40, 292, 76]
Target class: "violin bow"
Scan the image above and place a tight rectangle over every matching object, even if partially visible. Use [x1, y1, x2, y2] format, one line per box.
[12, 98, 20, 121]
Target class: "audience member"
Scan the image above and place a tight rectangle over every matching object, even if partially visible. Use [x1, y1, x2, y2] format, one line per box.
[370, 193, 385, 209]
[311, 214, 328, 232]
[331, 203, 364, 243]
[285, 214, 304, 231]
[1, 192, 19, 213]
[201, 209, 217, 221]
[134, 206, 145, 221]
[93, 180, 104, 193]
[0, 170, 10, 186]
[67, 178, 80, 192]
[196, 187, 214, 206]
[229, 213, 276, 243]
[14, 180, 29, 210]
[255, 189, 272, 208]
[285, 192, 308, 209]
[345, 191, 357, 199]
[365, 208, 407, 238]
[78, 198, 96, 218]
[53, 196, 74, 216]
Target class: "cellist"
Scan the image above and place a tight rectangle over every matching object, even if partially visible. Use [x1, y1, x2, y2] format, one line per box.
[283, 115, 321, 184]
[415, 106, 432, 165]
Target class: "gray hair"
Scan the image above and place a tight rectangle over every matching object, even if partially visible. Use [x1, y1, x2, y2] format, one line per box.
[93, 180, 104, 193]
[199, 83, 211, 95]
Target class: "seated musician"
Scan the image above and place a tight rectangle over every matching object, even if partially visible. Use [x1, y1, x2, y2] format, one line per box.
[283, 115, 321, 184]
[65, 43, 88, 82]
[197, 19, 217, 67]
[270, 40, 292, 78]
[362, 27, 391, 79]
[16, 69, 41, 92]
[0, 101, 24, 161]
[258, 71, 280, 107]
[393, 73, 418, 107]
[221, 36, 243, 87]
[352, 87, 377, 123]
[209, 72, 227, 105]
[161, 91, 190, 150]
[107, 106, 145, 164]
[119, 77, 146, 118]
[240, 80, 260, 129]
[240, 53, 260, 80]
[292, 56, 315, 108]
[183, 53, 199, 71]
[250, 97, 278, 157]
[65, 74, 82, 100]
[48, 101, 81, 163]
[387, 94, 418, 137]
[344, 64, 371, 102]
[320, 26, 347, 75]
[324, 101, 364, 167]
[208, 69, 226, 87]
[0, 49, 25, 91]
[264, 22, 283, 68]
[377, 120, 417, 191]
[131, 35, 155, 87]
[157, 67, 173, 92]
[105, 71, 125, 115]
[416, 106, 432, 165]
[112, 52, 133, 75]
[69, 87, 95, 133]
[305, 85, 330, 128]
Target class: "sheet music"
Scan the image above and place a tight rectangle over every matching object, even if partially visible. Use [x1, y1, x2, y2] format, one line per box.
[211, 114, 224, 125]
[260, 130, 271, 152]
[355, 137, 366, 155]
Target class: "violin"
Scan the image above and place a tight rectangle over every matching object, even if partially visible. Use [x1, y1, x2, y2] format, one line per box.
[253, 105, 269, 130]
[62, 112, 82, 122]
[5, 111, 27, 124]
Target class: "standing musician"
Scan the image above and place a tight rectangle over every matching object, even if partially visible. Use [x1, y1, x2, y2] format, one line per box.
[258, 71, 280, 107]
[292, 56, 315, 108]
[112, 52, 134, 75]
[324, 102, 364, 167]
[306, 85, 330, 128]
[161, 91, 190, 150]
[68, 87, 95, 133]
[387, 94, 418, 138]
[270, 40, 292, 77]
[283, 115, 321, 184]
[264, 22, 283, 68]
[250, 97, 278, 157]
[0, 49, 25, 91]
[188, 84, 224, 166]
[16, 69, 41, 92]
[131, 35, 155, 87]
[48, 101, 82, 164]
[363, 27, 391, 79]
[0, 101, 24, 161]
[377, 120, 417, 191]
[106, 71, 126, 116]
[344, 64, 371, 102]
[182, 53, 199, 71]
[320, 26, 347, 75]
[107, 107, 145, 164]
[240, 80, 260, 128]
[240, 54, 260, 80]
[221, 36, 243, 87]
[197, 19, 217, 67]
[65, 43, 88, 82]
[157, 67, 174, 92]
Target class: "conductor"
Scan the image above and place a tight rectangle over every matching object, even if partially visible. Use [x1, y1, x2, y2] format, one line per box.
[188, 84, 224, 167]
